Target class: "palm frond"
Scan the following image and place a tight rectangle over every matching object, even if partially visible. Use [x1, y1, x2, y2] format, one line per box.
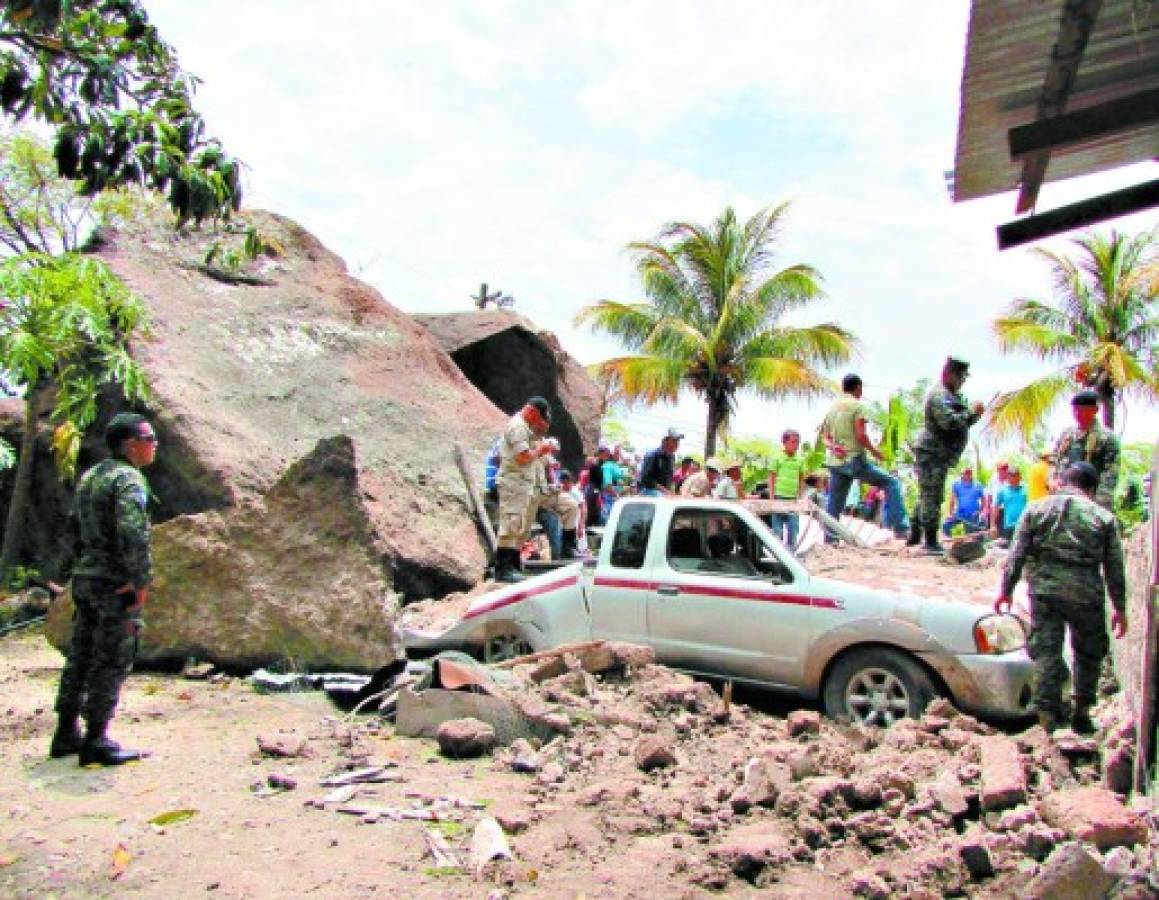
[591, 355, 686, 406]
[744, 323, 858, 368]
[574, 300, 659, 350]
[742, 357, 835, 400]
[992, 315, 1080, 361]
[983, 371, 1073, 443]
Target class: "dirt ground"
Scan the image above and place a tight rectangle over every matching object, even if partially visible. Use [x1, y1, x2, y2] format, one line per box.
[2, 624, 1155, 900]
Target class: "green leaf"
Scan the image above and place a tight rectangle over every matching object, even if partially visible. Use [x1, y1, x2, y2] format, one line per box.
[147, 809, 198, 827]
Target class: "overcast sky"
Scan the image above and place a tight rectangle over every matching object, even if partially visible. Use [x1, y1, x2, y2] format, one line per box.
[149, 1, 1157, 454]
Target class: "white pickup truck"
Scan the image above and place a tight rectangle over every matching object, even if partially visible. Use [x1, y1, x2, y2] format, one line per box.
[404, 496, 1035, 726]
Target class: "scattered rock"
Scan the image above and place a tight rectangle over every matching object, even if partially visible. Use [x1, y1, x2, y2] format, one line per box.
[709, 823, 794, 882]
[256, 734, 310, 759]
[729, 756, 791, 812]
[1038, 787, 1150, 850]
[634, 734, 676, 771]
[182, 661, 215, 680]
[1101, 845, 1135, 877]
[436, 718, 497, 759]
[926, 772, 969, 819]
[787, 710, 821, 737]
[787, 749, 819, 781]
[1101, 743, 1133, 795]
[958, 830, 994, 879]
[1024, 843, 1115, 900]
[850, 870, 891, 899]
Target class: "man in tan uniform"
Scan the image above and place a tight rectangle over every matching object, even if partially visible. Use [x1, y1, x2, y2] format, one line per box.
[496, 397, 555, 582]
[528, 439, 582, 559]
[680, 458, 722, 498]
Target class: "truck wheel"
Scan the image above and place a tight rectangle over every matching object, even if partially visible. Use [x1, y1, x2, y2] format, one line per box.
[823, 647, 937, 727]
[481, 629, 533, 664]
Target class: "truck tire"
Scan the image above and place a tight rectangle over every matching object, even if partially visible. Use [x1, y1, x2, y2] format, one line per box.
[481, 628, 534, 664]
[823, 647, 938, 727]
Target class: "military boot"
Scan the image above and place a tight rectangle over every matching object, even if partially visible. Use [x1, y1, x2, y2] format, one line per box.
[560, 529, 579, 559]
[1071, 706, 1097, 736]
[921, 525, 945, 555]
[494, 549, 525, 584]
[49, 712, 83, 758]
[905, 519, 922, 546]
[79, 721, 142, 767]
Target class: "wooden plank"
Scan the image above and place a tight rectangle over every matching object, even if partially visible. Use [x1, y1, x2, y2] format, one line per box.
[1015, 0, 1104, 213]
[998, 178, 1159, 249]
[453, 444, 498, 561]
[1008, 88, 1159, 160]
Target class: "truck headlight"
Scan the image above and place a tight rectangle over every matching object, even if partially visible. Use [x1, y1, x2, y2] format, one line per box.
[973, 614, 1028, 654]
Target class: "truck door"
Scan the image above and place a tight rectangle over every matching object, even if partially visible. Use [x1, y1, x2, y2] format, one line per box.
[588, 501, 657, 645]
[647, 507, 817, 687]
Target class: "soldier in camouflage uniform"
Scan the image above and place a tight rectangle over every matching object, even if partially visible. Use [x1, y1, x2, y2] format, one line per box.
[995, 462, 1128, 734]
[1052, 390, 1120, 510]
[909, 357, 984, 553]
[50, 413, 157, 766]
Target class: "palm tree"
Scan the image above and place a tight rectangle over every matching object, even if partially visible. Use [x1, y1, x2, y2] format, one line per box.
[987, 228, 1157, 440]
[576, 204, 857, 457]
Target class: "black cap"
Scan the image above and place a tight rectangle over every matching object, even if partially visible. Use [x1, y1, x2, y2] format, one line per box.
[526, 396, 552, 423]
[945, 356, 970, 374]
[1071, 390, 1098, 407]
[104, 412, 149, 451]
[1064, 461, 1098, 492]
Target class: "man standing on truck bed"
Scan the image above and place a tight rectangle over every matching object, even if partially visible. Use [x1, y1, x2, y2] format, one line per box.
[637, 427, 684, 496]
[909, 357, 984, 554]
[495, 397, 555, 582]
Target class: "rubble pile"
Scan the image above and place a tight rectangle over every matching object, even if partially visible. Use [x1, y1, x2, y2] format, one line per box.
[295, 642, 1156, 895]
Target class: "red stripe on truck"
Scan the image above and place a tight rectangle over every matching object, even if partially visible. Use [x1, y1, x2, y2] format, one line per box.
[464, 574, 579, 619]
[593, 575, 839, 609]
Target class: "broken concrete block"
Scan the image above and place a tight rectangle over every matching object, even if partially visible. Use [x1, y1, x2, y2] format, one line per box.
[978, 734, 1026, 811]
[1038, 787, 1150, 850]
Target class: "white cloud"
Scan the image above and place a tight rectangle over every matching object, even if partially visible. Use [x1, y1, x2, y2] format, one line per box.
[146, 0, 1157, 448]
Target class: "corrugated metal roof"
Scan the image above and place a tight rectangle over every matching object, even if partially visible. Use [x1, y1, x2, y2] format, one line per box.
[953, 0, 1159, 203]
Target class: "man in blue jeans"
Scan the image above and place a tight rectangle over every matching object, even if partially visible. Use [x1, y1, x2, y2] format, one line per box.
[818, 373, 909, 540]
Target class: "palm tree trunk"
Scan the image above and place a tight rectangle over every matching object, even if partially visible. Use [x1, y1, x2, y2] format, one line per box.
[0, 393, 41, 581]
[1098, 372, 1117, 428]
[705, 402, 718, 458]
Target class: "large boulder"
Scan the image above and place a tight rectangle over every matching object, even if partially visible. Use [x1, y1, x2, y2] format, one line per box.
[414, 310, 603, 474]
[7, 210, 524, 668]
[46, 436, 399, 671]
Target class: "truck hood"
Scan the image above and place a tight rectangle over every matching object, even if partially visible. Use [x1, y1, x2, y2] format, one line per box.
[807, 575, 992, 655]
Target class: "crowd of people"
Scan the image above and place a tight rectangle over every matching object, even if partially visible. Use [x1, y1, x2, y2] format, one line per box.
[484, 353, 1135, 737]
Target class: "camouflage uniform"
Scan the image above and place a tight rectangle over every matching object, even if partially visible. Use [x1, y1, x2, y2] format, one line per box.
[1000, 489, 1126, 718]
[911, 386, 981, 536]
[54, 459, 152, 726]
[1053, 423, 1120, 510]
[496, 412, 542, 551]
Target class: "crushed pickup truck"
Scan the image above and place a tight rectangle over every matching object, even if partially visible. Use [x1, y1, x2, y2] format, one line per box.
[403, 497, 1035, 727]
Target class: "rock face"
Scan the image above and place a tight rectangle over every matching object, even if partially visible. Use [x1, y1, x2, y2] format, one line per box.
[47, 436, 399, 670]
[415, 310, 603, 473]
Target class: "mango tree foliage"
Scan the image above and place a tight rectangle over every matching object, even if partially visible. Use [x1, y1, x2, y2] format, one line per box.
[0, 251, 148, 577]
[0, 0, 241, 225]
